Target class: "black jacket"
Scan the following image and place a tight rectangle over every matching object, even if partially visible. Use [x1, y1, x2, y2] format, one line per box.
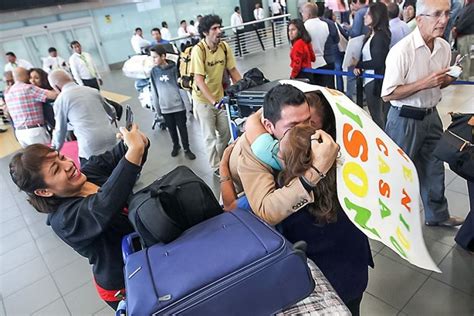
[455, 3, 474, 36]
[47, 142, 146, 290]
[357, 31, 390, 95]
[280, 206, 374, 303]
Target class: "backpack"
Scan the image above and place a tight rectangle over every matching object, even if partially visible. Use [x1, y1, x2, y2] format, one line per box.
[127, 166, 223, 247]
[177, 41, 228, 91]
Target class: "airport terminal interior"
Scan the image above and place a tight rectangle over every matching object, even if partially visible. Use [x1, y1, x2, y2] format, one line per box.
[0, 0, 473, 315]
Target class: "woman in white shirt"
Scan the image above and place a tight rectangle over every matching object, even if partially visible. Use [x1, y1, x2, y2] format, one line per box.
[353, 2, 391, 129]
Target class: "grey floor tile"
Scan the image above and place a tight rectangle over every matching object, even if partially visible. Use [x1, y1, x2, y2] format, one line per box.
[0, 215, 26, 239]
[32, 298, 71, 316]
[20, 204, 48, 226]
[422, 224, 459, 247]
[0, 226, 33, 256]
[28, 220, 54, 239]
[446, 175, 468, 195]
[63, 281, 108, 315]
[93, 306, 114, 316]
[366, 255, 429, 309]
[0, 256, 49, 297]
[0, 241, 41, 275]
[431, 246, 474, 296]
[35, 231, 64, 255]
[368, 239, 385, 254]
[444, 168, 457, 187]
[0, 299, 5, 316]
[402, 278, 474, 316]
[0, 192, 16, 210]
[4, 276, 61, 316]
[52, 257, 92, 295]
[0, 203, 21, 224]
[378, 237, 452, 275]
[42, 243, 83, 273]
[445, 189, 470, 219]
[360, 292, 399, 316]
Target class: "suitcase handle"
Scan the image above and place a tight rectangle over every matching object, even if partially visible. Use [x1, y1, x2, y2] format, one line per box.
[122, 232, 141, 262]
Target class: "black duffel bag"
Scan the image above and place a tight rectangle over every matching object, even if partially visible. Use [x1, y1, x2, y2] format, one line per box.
[433, 112, 474, 182]
[128, 166, 223, 247]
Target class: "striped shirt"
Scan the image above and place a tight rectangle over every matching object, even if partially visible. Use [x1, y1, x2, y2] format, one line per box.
[4, 82, 48, 128]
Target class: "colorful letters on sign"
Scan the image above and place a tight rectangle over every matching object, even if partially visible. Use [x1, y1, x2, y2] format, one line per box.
[280, 80, 440, 273]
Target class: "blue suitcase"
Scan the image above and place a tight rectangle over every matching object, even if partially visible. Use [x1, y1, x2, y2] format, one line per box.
[122, 209, 315, 315]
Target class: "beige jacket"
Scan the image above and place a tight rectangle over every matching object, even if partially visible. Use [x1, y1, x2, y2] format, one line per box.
[229, 134, 314, 225]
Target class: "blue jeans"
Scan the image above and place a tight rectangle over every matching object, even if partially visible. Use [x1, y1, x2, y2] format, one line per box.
[385, 107, 450, 223]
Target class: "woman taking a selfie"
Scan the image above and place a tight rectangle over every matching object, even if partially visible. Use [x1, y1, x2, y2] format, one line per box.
[9, 124, 149, 310]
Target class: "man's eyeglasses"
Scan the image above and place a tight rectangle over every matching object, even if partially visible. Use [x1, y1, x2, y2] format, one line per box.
[419, 11, 451, 20]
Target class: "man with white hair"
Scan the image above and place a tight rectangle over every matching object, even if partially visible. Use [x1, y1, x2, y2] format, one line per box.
[382, 0, 464, 227]
[48, 69, 117, 166]
[4, 67, 57, 147]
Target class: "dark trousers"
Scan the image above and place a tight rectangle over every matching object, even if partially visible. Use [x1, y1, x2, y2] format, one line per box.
[364, 80, 390, 129]
[234, 30, 248, 55]
[345, 294, 363, 316]
[82, 78, 100, 90]
[455, 180, 474, 251]
[312, 63, 335, 88]
[162, 110, 189, 150]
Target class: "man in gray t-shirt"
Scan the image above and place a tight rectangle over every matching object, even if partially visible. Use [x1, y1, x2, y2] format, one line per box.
[48, 69, 117, 165]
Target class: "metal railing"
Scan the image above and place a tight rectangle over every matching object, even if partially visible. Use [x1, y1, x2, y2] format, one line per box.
[168, 14, 291, 57]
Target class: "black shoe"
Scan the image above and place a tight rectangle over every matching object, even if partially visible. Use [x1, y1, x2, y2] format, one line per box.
[171, 146, 181, 157]
[213, 169, 220, 178]
[184, 149, 196, 160]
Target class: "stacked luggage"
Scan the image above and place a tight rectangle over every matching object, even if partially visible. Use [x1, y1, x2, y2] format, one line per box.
[121, 209, 315, 315]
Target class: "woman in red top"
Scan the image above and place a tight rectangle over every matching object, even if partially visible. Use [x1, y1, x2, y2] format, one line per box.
[288, 19, 315, 81]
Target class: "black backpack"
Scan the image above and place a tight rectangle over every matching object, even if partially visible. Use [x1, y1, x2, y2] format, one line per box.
[128, 166, 223, 247]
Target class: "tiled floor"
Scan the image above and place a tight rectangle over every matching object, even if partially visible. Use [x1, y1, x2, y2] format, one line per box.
[0, 46, 473, 315]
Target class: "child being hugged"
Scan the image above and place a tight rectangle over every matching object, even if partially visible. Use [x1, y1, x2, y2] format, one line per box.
[150, 45, 196, 159]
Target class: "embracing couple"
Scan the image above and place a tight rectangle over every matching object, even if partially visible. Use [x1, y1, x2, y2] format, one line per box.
[220, 83, 374, 316]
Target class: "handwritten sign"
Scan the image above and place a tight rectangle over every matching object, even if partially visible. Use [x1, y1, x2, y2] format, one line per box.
[280, 80, 440, 273]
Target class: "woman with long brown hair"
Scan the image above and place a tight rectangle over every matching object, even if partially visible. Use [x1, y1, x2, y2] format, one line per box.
[277, 124, 373, 316]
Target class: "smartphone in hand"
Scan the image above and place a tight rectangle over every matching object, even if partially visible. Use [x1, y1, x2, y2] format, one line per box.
[125, 105, 134, 131]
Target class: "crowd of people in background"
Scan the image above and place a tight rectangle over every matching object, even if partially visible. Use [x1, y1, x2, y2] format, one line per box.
[1, 0, 473, 313]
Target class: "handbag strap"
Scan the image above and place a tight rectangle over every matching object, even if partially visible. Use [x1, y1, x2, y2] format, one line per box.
[447, 130, 473, 151]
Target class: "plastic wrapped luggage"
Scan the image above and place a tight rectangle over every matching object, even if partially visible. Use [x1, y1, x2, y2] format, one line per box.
[122, 209, 315, 315]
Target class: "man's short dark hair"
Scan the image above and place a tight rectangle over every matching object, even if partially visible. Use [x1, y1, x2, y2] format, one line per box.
[5, 52, 15, 57]
[387, 3, 400, 19]
[70, 40, 80, 48]
[135, 27, 142, 32]
[151, 27, 161, 34]
[180, 20, 186, 25]
[263, 84, 307, 125]
[235, 6, 240, 12]
[198, 14, 222, 37]
[48, 47, 57, 53]
[162, 21, 168, 27]
[150, 45, 167, 56]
